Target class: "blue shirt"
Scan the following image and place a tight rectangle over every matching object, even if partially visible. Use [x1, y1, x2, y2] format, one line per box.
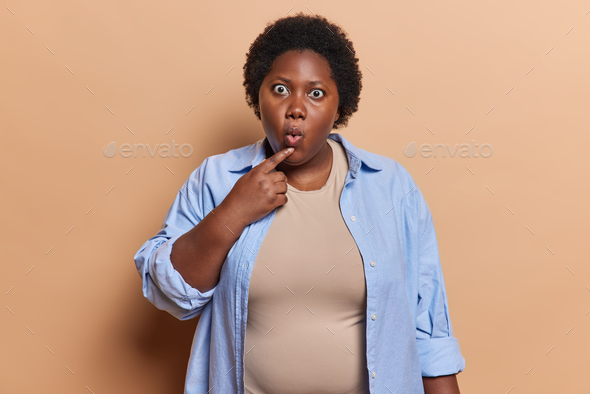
[133, 132, 465, 394]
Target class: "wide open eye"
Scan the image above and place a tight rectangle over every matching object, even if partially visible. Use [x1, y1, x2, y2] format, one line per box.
[273, 84, 289, 95]
[309, 89, 325, 99]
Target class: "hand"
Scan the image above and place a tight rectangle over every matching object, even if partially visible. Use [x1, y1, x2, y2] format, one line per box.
[221, 147, 294, 226]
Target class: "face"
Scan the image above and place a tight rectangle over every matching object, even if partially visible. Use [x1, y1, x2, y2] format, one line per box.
[258, 49, 340, 170]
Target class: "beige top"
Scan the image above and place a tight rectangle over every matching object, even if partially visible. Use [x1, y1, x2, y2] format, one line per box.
[244, 138, 370, 394]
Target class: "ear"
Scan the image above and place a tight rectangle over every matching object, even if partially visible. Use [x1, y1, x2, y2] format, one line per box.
[335, 108, 340, 122]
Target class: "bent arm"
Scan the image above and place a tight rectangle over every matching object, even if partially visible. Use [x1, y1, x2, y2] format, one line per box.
[170, 200, 247, 293]
[133, 162, 248, 320]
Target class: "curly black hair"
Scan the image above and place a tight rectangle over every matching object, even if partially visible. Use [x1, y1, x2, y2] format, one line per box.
[242, 12, 362, 129]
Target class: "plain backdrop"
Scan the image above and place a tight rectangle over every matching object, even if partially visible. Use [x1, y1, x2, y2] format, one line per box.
[1, 1, 590, 393]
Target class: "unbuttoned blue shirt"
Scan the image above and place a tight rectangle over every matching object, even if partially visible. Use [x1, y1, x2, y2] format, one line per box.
[133, 132, 466, 394]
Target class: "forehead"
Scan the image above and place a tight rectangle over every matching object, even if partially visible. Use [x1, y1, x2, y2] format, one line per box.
[266, 50, 334, 82]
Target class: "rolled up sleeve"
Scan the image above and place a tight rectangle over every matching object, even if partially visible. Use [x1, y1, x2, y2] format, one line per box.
[133, 163, 217, 321]
[414, 188, 465, 377]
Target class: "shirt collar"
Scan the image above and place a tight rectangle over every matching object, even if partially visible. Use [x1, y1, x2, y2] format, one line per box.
[228, 132, 383, 174]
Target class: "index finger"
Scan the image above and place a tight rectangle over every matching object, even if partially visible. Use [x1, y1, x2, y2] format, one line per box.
[255, 147, 294, 173]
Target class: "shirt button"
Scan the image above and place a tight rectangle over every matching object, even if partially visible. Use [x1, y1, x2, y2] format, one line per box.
[371, 371, 376, 378]
[371, 314, 377, 320]
[351, 216, 356, 221]
[370, 261, 376, 267]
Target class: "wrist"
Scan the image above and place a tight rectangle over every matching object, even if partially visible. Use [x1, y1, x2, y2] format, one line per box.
[217, 200, 250, 229]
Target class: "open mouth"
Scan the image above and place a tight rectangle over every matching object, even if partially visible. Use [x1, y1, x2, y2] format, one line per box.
[286, 134, 301, 146]
[285, 126, 302, 146]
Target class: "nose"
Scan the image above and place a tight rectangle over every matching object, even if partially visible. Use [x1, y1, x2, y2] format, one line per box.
[286, 93, 306, 120]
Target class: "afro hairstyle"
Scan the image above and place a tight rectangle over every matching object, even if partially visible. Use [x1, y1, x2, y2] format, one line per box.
[242, 12, 362, 129]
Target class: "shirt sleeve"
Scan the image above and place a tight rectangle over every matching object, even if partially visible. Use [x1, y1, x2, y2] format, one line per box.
[133, 162, 217, 321]
[414, 187, 466, 377]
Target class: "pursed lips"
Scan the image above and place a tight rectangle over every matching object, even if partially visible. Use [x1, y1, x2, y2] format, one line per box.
[286, 126, 303, 136]
[284, 126, 303, 147]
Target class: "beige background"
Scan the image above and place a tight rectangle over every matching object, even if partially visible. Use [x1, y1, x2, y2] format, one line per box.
[1, 1, 589, 393]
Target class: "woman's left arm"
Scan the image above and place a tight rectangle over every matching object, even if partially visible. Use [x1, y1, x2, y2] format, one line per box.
[410, 182, 465, 391]
[422, 374, 461, 394]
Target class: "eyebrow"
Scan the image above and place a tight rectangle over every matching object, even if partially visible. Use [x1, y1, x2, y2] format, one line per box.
[273, 77, 325, 87]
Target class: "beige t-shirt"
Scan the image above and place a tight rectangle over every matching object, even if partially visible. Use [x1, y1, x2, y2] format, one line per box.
[244, 138, 370, 394]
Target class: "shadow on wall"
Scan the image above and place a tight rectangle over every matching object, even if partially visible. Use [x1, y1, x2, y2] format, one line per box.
[131, 306, 200, 391]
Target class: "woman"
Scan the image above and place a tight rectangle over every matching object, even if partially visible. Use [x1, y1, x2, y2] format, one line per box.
[134, 13, 465, 394]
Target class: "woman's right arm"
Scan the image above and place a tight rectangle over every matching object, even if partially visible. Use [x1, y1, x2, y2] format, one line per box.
[170, 201, 248, 293]
[169, 147, 295, 294]
[133, 147, 292, 320]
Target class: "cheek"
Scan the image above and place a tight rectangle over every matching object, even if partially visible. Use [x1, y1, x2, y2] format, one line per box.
[259, 91, 268, 111]
[315, 107, 336, 123]
[259, 94, 270, 112]
[259, 101, 279, 130]
[261, 100, 281, 121]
